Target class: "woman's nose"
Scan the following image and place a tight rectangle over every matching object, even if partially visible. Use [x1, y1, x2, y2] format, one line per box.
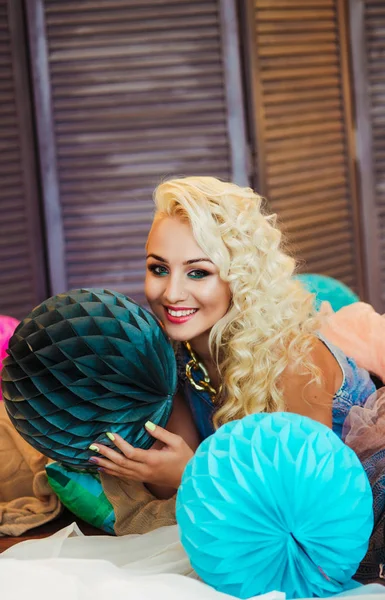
[163, 275, 188, 304]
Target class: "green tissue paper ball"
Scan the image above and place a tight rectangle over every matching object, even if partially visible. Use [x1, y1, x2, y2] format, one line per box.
[1, 289, 177, 468]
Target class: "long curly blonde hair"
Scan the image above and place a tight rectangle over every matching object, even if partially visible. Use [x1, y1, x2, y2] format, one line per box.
[152, 176, 320, 428]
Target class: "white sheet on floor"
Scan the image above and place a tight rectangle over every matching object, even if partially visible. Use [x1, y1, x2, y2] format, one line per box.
[1, 522, 384, 600]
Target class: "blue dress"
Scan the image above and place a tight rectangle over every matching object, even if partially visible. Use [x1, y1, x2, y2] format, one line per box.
[177, 337, 383, 582]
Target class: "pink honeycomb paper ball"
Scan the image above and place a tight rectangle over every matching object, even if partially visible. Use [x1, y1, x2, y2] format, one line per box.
[0, 316, 19, 400]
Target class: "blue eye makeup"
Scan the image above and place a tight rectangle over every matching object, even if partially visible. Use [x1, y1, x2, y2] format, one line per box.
[148, 264, 169, 277]
[147, 264, 211, 280]
[188, 269, 210, 280]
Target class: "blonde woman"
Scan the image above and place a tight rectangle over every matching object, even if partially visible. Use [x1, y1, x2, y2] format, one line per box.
[89, 177, 375, 495]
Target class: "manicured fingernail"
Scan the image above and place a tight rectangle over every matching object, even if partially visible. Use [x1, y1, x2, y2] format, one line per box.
[89, 457, 99, 463]
[145, 421, 156, 432]
[106, 432, 115, 441]
[89, 444, 99, 452]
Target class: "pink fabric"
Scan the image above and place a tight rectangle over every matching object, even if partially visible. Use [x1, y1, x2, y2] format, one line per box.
[320, 301, 385, 383]
[0, 316, 19, 400]
[343, 387, 385, 460]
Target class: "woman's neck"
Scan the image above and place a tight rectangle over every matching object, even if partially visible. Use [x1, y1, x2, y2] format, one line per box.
[188, 335, 212, 365]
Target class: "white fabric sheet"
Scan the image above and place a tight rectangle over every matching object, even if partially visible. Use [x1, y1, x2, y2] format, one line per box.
[1, 522, 385, 600]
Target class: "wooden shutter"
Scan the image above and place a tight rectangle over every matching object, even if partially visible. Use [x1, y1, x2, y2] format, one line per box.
[0, 0, 47, 319]
[26, 0, 248, 306]
[242, 0, 364, 294]
[349, 0, 385, 311]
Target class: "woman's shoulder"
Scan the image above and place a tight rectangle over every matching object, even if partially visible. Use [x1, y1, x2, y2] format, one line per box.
[282, 334, 376, 432]
[312, 336, 345, 394]
[280, 336, 341, 428]
[283, 336, 343, 391]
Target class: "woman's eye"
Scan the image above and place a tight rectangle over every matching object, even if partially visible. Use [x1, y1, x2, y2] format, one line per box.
[148, 264, 168, 276]
[188, 269, 210, 280]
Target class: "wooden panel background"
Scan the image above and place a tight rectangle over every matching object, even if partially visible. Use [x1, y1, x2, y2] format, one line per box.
[364, 1, 385, 307]
[349, 0, 385, 310]
[243, 0, 364, 294]
[26, 0, 245, 306]
[0, 0, 47, 319]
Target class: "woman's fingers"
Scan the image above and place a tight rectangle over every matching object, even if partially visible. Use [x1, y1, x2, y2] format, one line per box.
[90, 454, 148, 480]
[86, 424, 190, 488]
[88, 436, 153, 478]
[89, 436, 147, 464]
[89, 443, 128, 467]
[104, 432, 150, 462]
[144, 421, 183, 448]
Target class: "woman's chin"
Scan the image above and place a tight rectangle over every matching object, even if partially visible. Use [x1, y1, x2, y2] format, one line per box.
[163, 324, 200, 344]
[164, 328, 190, 342]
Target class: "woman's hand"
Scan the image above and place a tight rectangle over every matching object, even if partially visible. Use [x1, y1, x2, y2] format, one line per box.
[88, 422, 194, 489]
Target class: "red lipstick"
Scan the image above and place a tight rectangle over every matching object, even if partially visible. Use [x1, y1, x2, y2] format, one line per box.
[163, 306, 198, 325]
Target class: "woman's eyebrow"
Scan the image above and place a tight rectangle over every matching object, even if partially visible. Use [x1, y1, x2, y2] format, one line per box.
[146, 253, 213, 265]
[146, 253, 167, 262]
[184, 258, 213, 265]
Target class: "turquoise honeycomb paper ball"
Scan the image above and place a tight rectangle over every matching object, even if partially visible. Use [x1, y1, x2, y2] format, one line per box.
[295, 274, 359, 312]
[176, 412, 373, 599]
[2, 289, 176, 468]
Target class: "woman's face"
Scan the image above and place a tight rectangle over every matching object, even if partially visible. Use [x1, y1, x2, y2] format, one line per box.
[145, 217, 231, 348]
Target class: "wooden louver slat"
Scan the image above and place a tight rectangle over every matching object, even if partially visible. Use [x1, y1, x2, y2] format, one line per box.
[0, 0, 46, 319]
[247, 0, 362, 292]
[364, 1, 385, 303]
[39, 0, 234, 304]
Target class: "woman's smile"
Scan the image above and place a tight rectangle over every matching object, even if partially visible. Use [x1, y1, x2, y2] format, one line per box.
[164, 306, 199, 324]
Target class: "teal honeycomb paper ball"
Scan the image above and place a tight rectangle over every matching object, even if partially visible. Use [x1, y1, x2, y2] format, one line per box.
[295, 274, 359, 312]
[1, 289, 177, 468]
[176, 412, 373, 599]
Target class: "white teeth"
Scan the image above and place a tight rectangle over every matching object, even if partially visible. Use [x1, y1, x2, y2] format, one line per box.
[167, 308, 197, 317]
